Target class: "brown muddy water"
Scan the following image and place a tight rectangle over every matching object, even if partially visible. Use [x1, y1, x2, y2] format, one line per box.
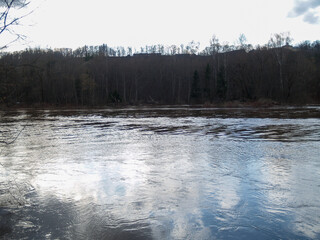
[0, 107, 320, 239]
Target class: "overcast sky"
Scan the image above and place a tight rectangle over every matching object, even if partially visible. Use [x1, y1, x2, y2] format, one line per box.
[2, 0, 320, 51]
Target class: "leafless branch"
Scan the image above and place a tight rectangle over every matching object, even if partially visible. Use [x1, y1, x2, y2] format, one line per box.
[0, 0, 31, 49]
[0, 125, 26, 145]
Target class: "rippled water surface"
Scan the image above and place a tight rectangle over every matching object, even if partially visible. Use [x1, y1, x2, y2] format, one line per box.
[1, 107, 320, 239]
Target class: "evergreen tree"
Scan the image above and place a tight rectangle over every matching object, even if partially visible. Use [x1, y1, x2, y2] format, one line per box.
[217, 66, 227, 99]
[190, 70, 201, 102]
[204, 64, 211, 100]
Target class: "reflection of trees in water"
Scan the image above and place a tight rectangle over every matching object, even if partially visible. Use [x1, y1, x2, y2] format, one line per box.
[0, 124, 29, 206]
[0, 123, 30, 237]
[0, 126, 25, 145]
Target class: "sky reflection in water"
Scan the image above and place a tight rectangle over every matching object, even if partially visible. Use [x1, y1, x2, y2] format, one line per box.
[0, 107, 320, 239]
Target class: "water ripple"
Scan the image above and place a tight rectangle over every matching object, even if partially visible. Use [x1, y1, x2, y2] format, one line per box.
[0, 107, 320, 239]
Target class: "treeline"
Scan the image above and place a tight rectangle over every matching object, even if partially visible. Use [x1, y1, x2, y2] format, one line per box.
[0, 36, 320, 106]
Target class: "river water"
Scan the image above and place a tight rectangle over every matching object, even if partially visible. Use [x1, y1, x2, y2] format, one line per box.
[0, 107, 320, 239]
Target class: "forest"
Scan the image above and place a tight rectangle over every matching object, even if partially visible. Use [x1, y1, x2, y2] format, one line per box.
[0, 34, 320, 107]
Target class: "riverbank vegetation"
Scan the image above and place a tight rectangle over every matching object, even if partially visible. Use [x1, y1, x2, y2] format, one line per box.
[1, 34, 319, 107]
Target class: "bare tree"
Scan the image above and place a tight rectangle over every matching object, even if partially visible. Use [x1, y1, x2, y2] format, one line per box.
[237, 33, 247, 49]
[0, 0, 30, 50]
[209, 35, 221, 96]
[237, 33, 252, 52]
[268, 32, 293, 97]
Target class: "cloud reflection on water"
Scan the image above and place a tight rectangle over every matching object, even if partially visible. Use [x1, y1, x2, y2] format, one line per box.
[260, 142, 320, 239]
[1, 108, 320, 239]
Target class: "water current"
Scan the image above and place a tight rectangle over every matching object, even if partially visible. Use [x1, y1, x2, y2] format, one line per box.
[0, 107, 320, 239]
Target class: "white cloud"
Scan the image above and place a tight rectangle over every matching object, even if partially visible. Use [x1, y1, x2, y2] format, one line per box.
[288, 0, 320, 24]
[303, 10, 320, 23]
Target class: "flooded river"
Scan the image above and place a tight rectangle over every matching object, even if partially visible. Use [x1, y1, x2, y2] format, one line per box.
[0, 107, 320, 239]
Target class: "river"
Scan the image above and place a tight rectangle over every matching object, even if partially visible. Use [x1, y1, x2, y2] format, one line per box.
[0, 107, 320, 239]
